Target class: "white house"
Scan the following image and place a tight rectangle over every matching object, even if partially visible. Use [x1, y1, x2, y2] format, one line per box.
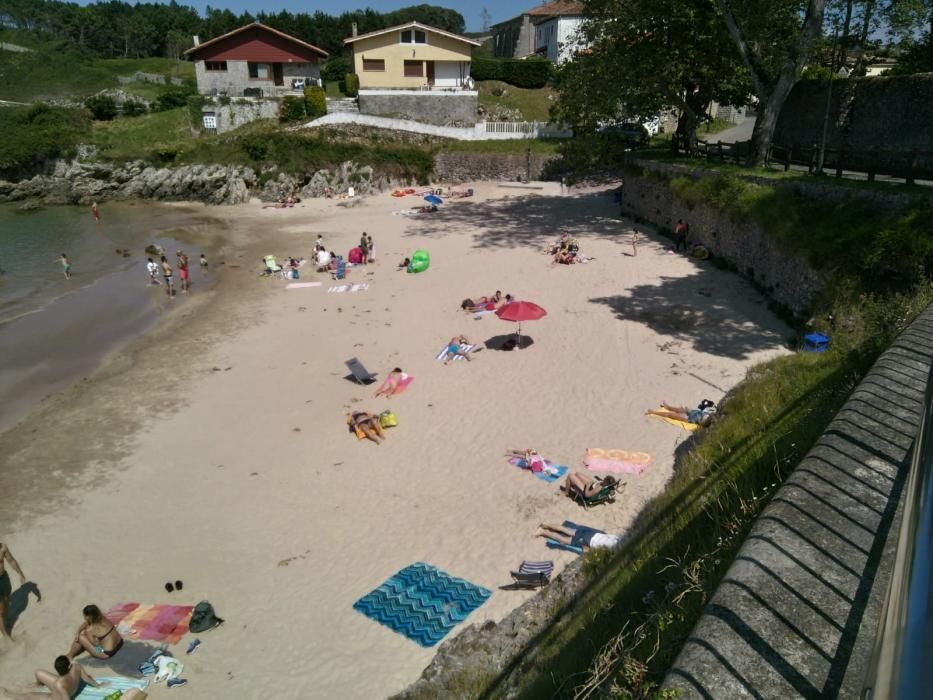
[531, 2, 585, 64]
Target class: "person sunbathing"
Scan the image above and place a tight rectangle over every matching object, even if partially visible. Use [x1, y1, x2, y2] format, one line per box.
[647, 400, 717, 427]
[536, 523, 622, 551]
[65, 605, 123, 661]
[554, 250, 576, 264]
[373, 368, 410, 398]
[347, 411, 386, 444]
[505, 448, 560, 477]
[2, 655, 146, 700]
[561, 473, 618, 499]
[443, 335, 473, 364]
[461, 291, 503, 311]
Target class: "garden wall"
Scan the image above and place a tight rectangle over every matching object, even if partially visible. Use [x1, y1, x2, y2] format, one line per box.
[358, 91, 478, 126]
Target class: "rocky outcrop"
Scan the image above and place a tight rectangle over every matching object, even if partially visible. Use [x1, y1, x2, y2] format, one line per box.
[0, 158, 398, 206]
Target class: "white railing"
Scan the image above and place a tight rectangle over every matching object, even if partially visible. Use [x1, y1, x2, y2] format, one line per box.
[477, 121, 574, 139]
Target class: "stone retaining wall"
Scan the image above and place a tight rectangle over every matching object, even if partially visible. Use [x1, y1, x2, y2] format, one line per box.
[434, 152, 557, 183]
[358, 92, 478, 126]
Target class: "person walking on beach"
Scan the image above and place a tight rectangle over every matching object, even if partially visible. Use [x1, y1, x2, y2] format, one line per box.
[146, 258, 160, 285]
[57, 254, 71, 280]
[91, 202, 100, 226]
[176, 250, 190, 295]
[160, 256, 174, 298]
[366, 233, 375, 262]
[674, 219, 688, 253]
[359, 233, 370, 265]
[0, 542, 26, 641]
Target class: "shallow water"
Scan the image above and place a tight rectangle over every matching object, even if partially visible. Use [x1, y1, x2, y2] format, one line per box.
[0, 201, 221, 434]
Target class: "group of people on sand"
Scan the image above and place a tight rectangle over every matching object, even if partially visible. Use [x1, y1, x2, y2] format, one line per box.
[459, 290, 513, 313]
[546, 230, 587, 265]
[264, 193, 301, 209]
[145, 251, 204, 298]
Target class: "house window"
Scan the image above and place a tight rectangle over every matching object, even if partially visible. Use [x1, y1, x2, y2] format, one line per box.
[404, 60, 423, 77]
[205, 61, 227, 71]
[401, 29, 427, 44]
[362, 58, 385, 72]
[248, 62, 270, 79]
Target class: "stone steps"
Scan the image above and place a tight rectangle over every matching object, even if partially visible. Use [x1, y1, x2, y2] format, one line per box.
[326, 98, 359, 114]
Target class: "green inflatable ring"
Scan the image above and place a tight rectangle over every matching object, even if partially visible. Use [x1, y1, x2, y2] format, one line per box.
[408, 249, 430, 273]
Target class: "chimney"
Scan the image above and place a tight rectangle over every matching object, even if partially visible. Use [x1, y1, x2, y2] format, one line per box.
[352, 22, 358, 37]
[193, 35, 200, 46]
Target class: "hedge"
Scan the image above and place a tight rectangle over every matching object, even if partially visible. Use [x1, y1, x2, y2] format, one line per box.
[280, 95, 307, 122]
[345, 73, 360, 97]
[304, 86, 327, 118]
[472, 57, 552, 88]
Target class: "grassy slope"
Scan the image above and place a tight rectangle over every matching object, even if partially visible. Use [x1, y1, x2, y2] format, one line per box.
[89, 108, 193, 161]
[0, 30, 192, 102]
[476, 80, 555, 122]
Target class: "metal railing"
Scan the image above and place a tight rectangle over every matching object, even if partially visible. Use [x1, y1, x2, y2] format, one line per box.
[862, 362, 933, 698]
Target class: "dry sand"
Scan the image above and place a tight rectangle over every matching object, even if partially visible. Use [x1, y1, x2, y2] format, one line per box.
[0, 182, 791, 698]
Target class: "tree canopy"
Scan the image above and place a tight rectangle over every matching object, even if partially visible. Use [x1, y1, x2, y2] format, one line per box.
[0, 1, 466, 59]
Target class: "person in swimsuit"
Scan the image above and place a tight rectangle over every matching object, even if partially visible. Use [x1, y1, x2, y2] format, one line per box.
[91, 201, 100, 225]
[66, 605, 123, 661]
[160, 256, 174, 298]
[0, 542, 26, 640]
[561, 473, 618, 499]
[647, 400, 716, 427]
[347, 412, 386, 445]
[443, 335, 473, 364]
[373, 368, 409, 398]
[536, 523, 622, 551]
[176, 251, 190, 295]
[359, 233, 370, 265]
[57, 254, 71, 280]
[1, 655, 142, 700]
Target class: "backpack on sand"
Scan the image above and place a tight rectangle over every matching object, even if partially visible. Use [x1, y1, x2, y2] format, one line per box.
[189, 601, 224, 633]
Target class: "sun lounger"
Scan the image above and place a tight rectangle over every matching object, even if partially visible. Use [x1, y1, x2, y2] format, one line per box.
[345, 358, 377, 385]
[507, 560, 554, 589]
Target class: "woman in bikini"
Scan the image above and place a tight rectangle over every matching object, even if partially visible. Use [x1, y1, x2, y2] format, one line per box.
[347, 412, 386, 445]
[373, 368, 410, 398]
[65, 604, 123, 661]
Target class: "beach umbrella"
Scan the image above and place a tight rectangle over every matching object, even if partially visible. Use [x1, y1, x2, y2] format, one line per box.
[495, 300, 547, 348]
[424, 194, 443, 206]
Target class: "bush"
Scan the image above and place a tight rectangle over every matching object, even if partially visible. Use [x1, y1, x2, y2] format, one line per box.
[85, 94, 118, 121]
[240, 135, 269, 161]
[471, 57, 501, 81]
[279, 95, 308, 122]
[321, 56, 351, 83]
[472, 57, 552, 88]
[186, 95, 205, 128]
[121, 99, 148, 117]
[154, 89, 192, 112]
[0, 104, 90, 176]
[345, 73, 360, 97]
[304, 86, 327, 118]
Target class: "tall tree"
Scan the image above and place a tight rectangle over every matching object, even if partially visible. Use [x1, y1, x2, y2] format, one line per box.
[554, 0, 752, 153]
[712, 0, 827, 164]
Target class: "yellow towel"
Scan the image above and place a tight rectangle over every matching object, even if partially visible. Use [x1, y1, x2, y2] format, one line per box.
[648, 413, 700, 432]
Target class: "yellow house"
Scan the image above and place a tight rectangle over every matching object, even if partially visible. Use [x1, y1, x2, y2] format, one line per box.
[345, 21, 480, 89]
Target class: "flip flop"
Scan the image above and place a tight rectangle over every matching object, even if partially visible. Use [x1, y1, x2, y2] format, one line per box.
[164, 582, 174, 593]
[175, 580, 183, 591]
[186, 639, 201, 655]
[167, 678, 188, 689]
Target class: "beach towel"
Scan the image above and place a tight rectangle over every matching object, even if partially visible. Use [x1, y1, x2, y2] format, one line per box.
[65, 678, 149, 699]
[473, 309, 497, 319]
[508, 456, 569, 483]
[545, 521, 605, 555]
[435, 344, 475, 361]
[378, 375, 414, 396]
[353, 562, 491, 647]
[105, 603, 193, 644]
[583, 448, 652, 475]
[648, 413, 700, 432]
[286, 282, 322, 289]
[328, 283, 369, 293]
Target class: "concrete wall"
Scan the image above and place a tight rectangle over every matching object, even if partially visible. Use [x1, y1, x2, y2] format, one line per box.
[773, 74, 933, 168]
[358, 91, 477, 126]
[434, 152, 557, 182]
[535, 16, 585, 63]
[194, 59, 319, 95]
[201, 97, 280, 133]
[350, 31, 473, 89]
[620, 161, 826, 314]
[664, 302, 933, 698]
[491, 15, 534, 59]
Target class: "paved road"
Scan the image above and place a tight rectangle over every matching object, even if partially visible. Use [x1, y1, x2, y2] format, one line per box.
[705, 117, 755, 144]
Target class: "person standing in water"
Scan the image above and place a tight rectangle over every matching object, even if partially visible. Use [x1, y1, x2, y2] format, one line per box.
[176, 250, 190, 295]
[57, 254, 71, 280]
[199, 253, 208, 275]
[160, 256, 174, 298]
[91, 201, 100, 225]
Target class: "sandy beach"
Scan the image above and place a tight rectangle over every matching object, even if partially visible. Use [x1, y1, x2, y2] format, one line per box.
[0, 183, 791, 698]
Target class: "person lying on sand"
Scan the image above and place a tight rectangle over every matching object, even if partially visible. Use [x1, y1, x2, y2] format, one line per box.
[536, 523, 622, 551]
[443, 335, 474, 364]
[561, 473, 618, 499]
[461, 291, 502, 311]
[397, 257, 411, 271]
[347, 412, 386, 445]
[65, 605, 123, 661]
[0, 655, 145, 700]
[373, 368, 410, 398]
[647, 400, 717, 427]
[505, 449, 561, 477]
[415, 205, 438, 214]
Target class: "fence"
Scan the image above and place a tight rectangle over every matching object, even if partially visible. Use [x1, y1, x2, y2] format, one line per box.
[477, 121, 573, 139]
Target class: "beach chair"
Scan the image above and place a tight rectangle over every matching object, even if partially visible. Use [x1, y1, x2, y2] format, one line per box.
[506, 561, 554, 589]
[345, 357, 377, 385]
[263, 255, 285, 278]
[567, 478, 623, 509]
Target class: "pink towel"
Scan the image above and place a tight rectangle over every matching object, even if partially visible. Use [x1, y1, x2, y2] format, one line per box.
[583, 448, 652, 475]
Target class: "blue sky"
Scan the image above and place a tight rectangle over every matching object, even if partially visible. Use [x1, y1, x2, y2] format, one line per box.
[75, 1, 532, 32]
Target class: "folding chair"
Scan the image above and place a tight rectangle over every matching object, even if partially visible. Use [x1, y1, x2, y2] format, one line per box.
[567, 478, 624, 509]
[507, 560, 554, 589]
[345, 357, 377, 385]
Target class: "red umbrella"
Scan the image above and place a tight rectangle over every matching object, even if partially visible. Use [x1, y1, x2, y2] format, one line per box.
[495, 301, 547, 347]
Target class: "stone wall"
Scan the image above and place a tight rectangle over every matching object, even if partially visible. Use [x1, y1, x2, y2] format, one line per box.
[434, 152, 558, 183]
[358, 92, 478, 126]
[773, 74, 933, 170]
[117, 71, 184, 87]
[620, 161, 825, 314]
[201, 97, 280, 133]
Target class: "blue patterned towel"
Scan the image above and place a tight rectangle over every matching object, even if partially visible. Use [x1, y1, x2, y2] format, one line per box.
[508, 457, 568, 483]
[353, 562, 492, 647]
[76, 678, 149, 698]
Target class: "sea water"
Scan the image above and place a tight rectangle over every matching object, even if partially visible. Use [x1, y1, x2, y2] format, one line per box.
[0, 201, 221, 433]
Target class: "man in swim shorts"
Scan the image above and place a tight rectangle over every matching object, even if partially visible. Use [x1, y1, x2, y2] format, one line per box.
[160, 256, 174, 298]
[443, 335, 473, 365]
[0, 541, 26, 640]
[58, 254, 71, 280]
[4, 655, 147, 700]
[176, 251, 190, 295]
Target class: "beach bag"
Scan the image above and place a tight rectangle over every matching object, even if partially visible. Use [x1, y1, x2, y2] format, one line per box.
[291, 268, 299, 279]
[189, 601, 224, 633]
[379, 410, 398, 428]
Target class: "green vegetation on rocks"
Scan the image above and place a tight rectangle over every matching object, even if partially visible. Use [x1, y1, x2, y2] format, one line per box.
[0, 104, 90, 176]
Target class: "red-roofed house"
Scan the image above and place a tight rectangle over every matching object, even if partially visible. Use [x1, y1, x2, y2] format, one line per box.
[185, 22, 328, 97]
[490, 2, 586, 64]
